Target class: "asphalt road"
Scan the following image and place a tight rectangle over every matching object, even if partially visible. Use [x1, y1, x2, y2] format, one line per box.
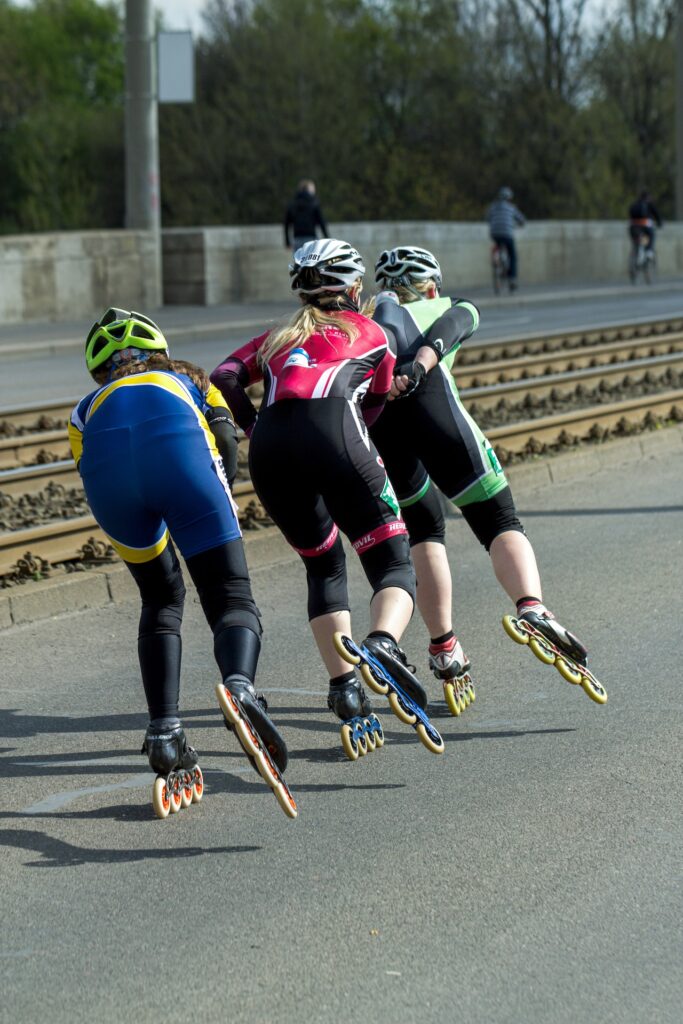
[2, 448, 682, 1023]
[1, 281, 682, 406]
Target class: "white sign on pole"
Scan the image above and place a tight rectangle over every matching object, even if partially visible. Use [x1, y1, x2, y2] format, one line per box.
[157, 30, 195, 103]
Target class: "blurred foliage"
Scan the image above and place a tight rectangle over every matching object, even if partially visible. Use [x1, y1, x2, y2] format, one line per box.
[0, 0, 675, 233]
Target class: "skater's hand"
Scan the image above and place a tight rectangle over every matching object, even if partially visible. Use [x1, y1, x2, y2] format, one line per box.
[391, 360, 427, 400]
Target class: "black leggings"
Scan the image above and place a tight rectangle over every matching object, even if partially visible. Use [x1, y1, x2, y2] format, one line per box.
[127, 537, 262, 721]
[249, 398, 416, 618]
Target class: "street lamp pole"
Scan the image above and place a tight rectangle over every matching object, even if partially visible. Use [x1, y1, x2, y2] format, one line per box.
[124, 0, 162, 305]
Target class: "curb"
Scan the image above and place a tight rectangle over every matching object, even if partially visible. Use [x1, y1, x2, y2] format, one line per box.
[1, 424, 682, 632]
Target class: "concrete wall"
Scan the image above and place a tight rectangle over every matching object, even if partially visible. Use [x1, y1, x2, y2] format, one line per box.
[163, 220, 683, 304]
[0, 230, 160, 323]
[1, 221, 681, 323]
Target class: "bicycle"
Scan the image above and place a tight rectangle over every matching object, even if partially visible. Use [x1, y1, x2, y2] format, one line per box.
[628, 232, 656, 285]
[491, 242, 510, 294]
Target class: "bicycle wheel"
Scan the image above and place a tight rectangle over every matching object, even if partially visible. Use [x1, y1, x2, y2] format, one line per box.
[644, 251, 656, 285]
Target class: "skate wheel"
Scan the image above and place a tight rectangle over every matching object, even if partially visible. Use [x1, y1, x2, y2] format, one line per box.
[502, 614, 529, 645]
[363, 722, 376, 752]
[370, 715, 384, 747]
[356, 731, 368, 757]
[556, 657, 583, 685]
[388, 690, 417, 726]
[254, 746, 280, 787]
[333, 631, 360, 665]
[340, 723, 359, 761]
[192, 766, 204, 803]
[443, 681, 461, 717]
[152, 776, 171, 819]
[580, 673, 608, 705]
[461, 683, 472, 708]
[234, 714, 262, 757]
[467, 679, 476, 703]
[180, 771, 193, 808]
[216, 682, 241, 726]
[529, 636, 557, 665]
[274, 780, 298, 819]
[360, 661, 389, 696]
[416, 721, 445, 755]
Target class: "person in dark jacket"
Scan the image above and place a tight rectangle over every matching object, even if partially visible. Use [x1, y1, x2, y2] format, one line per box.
[628, 190, 662, 253]
[284, 179, 329, 250]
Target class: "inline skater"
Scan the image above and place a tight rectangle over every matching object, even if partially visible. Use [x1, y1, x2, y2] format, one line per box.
[69, 308, 296, 818]
[210, 239, 441, 757]
[367, 246, 605, 708]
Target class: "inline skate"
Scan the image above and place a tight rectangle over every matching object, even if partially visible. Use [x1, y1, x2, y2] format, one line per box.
[333, 632, 444, 754]
[216, 676, 298, 818]
[428, 636, 476, 717]
[327, 675, 384, 761]
[142, 720, 204, 820]
[502, 605, 607, 704]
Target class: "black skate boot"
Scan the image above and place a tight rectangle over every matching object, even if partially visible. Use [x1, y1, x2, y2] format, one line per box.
[327, 675, 383, 761]
[327, 676, 373, 720]
[517, 607, 587, 666]
[141, 719, 203, 819]
[362, 634, 428, 710]
[215, 675, 297, 818]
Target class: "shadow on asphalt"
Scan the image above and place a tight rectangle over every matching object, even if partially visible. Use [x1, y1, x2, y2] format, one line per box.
[0, 828, 260, 868]
[518, 505, 683, 516]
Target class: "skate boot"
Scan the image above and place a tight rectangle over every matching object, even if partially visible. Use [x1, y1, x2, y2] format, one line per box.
[332, 631, 444, 755]
[216, 675, 298, 818]
[141, 719, 204, 820]
[502, 603, 607, 705]
[327, 674, 384, 761]
[428, 636, 476, 717]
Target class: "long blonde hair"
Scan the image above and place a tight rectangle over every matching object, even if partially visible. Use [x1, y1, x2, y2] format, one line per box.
[258, 296, 362, 368]
[362, 278, 434, 318]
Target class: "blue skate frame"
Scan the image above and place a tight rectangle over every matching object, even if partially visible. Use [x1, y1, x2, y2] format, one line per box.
[339, 635, 444, 749]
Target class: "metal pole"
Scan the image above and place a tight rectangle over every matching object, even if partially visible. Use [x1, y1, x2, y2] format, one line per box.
[124, 0, 161, 304]
[676, 0, 683, 218]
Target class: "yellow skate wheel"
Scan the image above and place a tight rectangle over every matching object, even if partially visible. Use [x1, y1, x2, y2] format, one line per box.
[556, 657, 583, 685]
[529, 636, 557, 665]
[152, 777, 171, 819]
[340, 723, 359, 761]
[274, 780, 299, 819]
[364, 724, 376, 752]
[444, 681, 461, 717]
[254, 747, 279, 787]
[360, 661, 389, 696]
[235, 714, 262, 757]
[461, 683, 472, 708]
[580, 673, 608, 705]
[333, 631, 360, 665]
[371, 717, 385, 748]
[356, 731, 368, 757]
[465, 676, 476, 703]
[388, 691, 417, 726]
[191, 767, 204, 803]
[416, 722, 445, 755]
[502, 614, 529, 645]
[180, 772, 193, 808]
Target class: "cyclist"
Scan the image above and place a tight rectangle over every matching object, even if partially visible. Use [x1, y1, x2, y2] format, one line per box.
[68, 308, 290, 795]
[368, 245, 590, 695]
[629, 189, 662, 254]
[487, 186, 525, 292]
[210, 238, 429, 726]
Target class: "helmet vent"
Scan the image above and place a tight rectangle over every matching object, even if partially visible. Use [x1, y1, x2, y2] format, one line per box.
[108, 323, 126, 340]
[131, 323, 154, 340]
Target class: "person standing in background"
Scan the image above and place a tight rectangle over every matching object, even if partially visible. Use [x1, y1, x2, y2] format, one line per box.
[284, 179, 329, 250]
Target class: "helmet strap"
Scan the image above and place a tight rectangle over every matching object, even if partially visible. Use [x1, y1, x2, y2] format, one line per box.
[309, 292, 360, 314]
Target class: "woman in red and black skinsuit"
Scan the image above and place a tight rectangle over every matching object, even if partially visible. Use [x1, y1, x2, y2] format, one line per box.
[211, 238, 429, 733]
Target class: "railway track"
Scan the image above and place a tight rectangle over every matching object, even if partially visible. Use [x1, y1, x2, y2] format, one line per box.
[1, 316, 683, 579]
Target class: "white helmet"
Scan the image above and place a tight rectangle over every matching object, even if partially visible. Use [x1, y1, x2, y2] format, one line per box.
[374, 246, 442, 291]
[289, 238, 365, 295]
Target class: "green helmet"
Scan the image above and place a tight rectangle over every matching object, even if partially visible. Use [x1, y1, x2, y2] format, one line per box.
[85, 307, 168, 372]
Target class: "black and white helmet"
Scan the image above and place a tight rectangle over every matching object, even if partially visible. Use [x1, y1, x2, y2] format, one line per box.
[374, 246, 442, 291]
[289, 238, 365, 295]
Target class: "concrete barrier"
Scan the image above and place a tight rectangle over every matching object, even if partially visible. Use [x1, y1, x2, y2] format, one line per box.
[162, 220, 683, 304]
[0, 230, 160, 323]
[2, 220, 681, 322]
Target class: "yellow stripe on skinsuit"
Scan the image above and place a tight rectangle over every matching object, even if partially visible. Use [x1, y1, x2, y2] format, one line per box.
[109, 529, 170, 564]
[68, 421, 83, 467]
[87, 372, 219, 457]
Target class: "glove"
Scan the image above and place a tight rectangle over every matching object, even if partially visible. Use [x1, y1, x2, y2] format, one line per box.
[395, 360, 427, 399]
